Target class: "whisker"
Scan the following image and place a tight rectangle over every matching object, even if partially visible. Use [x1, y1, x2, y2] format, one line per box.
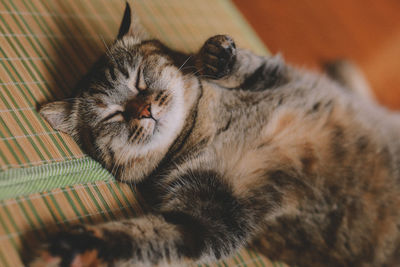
[128, 159, 136, 190]
[113, 148, 129, 180]
[99, 34, 116, 64]
[180, 65, 197, 71]
[178, 55, 192, 72]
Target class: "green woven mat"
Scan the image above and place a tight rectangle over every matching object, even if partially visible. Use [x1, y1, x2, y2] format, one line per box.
[0, 158, 113, 199]
[0, 0, 267, 200]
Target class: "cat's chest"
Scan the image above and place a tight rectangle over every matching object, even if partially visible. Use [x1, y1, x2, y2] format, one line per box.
[210, 89, 272, 140]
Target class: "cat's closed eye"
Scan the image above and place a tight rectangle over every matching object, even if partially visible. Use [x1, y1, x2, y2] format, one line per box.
[100, 105, 124, 123]
[102, 110, 123, 123]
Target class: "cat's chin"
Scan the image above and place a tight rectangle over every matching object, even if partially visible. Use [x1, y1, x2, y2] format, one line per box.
[108, 116, 184, 183]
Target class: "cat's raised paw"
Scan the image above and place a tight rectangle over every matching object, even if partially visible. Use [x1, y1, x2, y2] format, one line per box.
[196, 35, 236, 79]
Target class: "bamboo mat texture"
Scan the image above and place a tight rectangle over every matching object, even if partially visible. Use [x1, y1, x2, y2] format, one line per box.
[0, 0, 280, 266]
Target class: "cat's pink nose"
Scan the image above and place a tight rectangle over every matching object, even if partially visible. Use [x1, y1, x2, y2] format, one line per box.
[125, 97, 152, 120]
[139, 104, 151, 119]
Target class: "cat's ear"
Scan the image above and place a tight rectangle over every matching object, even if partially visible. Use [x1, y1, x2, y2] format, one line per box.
[39, 100, 75, 136]
[117, 2, 149, 41]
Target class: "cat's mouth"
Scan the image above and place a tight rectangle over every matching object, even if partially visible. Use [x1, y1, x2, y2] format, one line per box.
[143, 105, 159, 134]
[137, 104, 158, 123]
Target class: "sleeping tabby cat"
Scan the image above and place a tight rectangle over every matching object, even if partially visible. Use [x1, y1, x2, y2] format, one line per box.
[31, 3, 400, 267]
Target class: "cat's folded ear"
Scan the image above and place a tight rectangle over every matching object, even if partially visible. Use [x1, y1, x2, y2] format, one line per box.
[39, 100, 75, 136]
[117, 2, 149, 41]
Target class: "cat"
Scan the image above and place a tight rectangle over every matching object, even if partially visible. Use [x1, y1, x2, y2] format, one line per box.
[30, 3, 400, 267]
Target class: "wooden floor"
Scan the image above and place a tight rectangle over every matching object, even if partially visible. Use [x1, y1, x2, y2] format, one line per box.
[233, 0, 400, 109]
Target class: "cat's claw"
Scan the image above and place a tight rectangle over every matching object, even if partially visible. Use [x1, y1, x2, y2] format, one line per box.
[196, 35, 237, 79]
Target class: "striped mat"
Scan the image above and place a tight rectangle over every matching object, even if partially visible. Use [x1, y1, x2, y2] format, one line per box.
[0, 0, 284, 266]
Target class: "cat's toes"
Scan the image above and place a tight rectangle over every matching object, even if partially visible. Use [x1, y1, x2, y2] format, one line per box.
[196, 35, 236, 79]
[29, 225, 105, 267]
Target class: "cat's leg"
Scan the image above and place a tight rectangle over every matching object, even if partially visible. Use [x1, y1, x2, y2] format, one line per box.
[324, 60, 376, 102]
[195, 35, 288, 90]
[29, 170, 261, 266]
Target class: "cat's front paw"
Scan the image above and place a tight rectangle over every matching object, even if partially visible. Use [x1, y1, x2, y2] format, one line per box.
[28, 225, 105, 267]
[196, 35, 236, 79]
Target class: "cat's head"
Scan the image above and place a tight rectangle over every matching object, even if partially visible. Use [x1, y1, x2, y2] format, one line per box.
[40, 3, 200, 182]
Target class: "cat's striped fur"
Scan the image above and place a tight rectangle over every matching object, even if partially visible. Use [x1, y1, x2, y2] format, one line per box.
[32, 3, 400, 267]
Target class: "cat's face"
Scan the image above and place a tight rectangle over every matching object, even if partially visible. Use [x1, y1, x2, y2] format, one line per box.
[95, 39, 186, 156]
[40, 4, 195, 180]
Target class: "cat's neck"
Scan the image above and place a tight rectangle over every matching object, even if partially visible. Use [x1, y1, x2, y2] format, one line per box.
[152, 81, 227, 171]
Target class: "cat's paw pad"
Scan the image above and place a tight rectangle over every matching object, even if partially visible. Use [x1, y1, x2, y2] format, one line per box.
[197, 35, 236, 79]
[29, 225, 104, 267]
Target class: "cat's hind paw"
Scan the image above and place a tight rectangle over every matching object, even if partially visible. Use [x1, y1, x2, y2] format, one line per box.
[28, 225, 105, 267]
[196, 35, 237, 79]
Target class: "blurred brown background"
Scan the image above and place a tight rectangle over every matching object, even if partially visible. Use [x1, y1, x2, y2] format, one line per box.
[233, 0, 400, 109]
